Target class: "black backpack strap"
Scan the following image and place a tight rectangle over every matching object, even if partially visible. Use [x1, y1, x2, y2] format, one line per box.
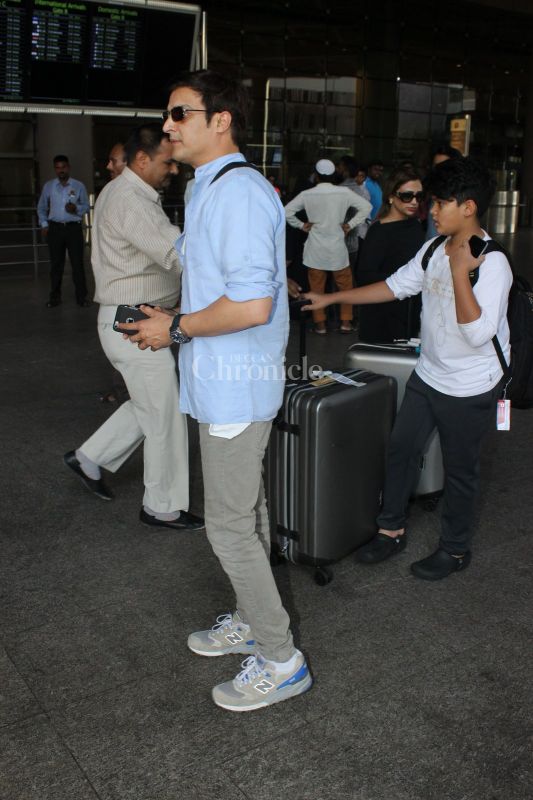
[210, 161, 258, 185]
[469, 239, 512, 383]
[492, 333, 511, 380]
[421, 235, 446, 270]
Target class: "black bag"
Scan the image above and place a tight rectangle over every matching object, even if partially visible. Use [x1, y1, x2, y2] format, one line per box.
[505, 274, 533, 408]
[421, 236, 533, 409]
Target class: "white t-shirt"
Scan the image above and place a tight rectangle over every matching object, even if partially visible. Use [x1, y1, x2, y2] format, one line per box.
[386, 234, 513, 397]
[284, 183, 371, 270]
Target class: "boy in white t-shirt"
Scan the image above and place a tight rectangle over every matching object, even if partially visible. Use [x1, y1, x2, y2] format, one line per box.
[302, 157, 513, 580]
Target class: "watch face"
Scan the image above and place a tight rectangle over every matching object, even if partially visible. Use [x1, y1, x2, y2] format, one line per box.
[170, 326, 190, 344]
[169, 314, 191, 343]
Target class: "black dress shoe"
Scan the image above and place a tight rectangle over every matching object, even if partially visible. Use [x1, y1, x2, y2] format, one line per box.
[46, 299, 61, 308]
[63, 451, 114, 501]
[139, 508, 205, 531]
[356, 531, 407, 564]
[411, 548, 471, 581]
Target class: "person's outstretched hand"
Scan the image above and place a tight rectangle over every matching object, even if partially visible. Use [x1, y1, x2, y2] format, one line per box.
[300, 292, 329, 312]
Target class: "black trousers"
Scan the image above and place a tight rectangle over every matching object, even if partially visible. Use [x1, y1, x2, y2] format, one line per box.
[376, 371, 500, 554]
[47, 221, 87, 303]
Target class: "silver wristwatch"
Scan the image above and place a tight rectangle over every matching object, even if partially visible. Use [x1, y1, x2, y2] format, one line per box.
[169, 314, 192, 344]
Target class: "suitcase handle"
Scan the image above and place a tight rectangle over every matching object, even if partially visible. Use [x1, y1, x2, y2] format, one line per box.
[289, 298, 309, 379]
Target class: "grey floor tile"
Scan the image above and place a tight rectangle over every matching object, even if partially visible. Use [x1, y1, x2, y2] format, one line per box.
[0, 715, 98, 800]
[49, 670, 305, 799]
[1, 513, 218, 616]
[0, 580, 80, 640]
[441, 539, 533, 631]
[291, 560, 533, 724]
[229, 628, 532, 800]
[0, 646, 41, 727]
[7, 601, 188, 710]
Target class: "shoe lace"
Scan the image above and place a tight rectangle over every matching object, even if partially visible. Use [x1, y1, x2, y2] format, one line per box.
[235, 656, 266, 687]
[211, 613, 234, 633]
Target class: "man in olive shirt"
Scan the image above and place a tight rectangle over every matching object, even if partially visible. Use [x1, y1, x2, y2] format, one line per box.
[64, 124, 203, 531]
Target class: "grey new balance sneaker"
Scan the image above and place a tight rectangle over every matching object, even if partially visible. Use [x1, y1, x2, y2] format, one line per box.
[187, 612, 256, 657]
[212, 651, 313, 712]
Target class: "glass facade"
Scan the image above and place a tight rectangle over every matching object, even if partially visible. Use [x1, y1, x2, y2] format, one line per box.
[204, 0, 531, 190]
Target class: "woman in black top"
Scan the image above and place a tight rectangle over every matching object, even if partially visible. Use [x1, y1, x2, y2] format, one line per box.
[356, 166, 425, 342]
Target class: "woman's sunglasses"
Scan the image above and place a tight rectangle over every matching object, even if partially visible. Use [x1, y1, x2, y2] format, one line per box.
[394, 191, 425, 203]
[161, 106, 206, 122]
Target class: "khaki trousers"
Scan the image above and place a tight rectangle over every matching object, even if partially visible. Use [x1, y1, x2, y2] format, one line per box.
[80, 306, 189, 514]
[307, 265, 353, 323]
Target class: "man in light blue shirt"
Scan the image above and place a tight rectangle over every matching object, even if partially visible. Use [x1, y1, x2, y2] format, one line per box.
[121, 70, 312, 713]
[37, 155, 90, 307]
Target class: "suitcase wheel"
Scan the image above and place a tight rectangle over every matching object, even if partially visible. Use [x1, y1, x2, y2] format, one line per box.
[314, 566, 333, 586]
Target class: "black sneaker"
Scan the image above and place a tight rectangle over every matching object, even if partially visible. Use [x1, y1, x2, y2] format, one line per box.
[411, 548, 471, 581]
[356, 532, 407, 564]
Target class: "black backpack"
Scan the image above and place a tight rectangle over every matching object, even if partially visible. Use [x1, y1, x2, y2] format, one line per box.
[422, 235, 533, 409]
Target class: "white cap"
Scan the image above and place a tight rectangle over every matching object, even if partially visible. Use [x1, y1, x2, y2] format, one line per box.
[315, 158, 335, 176]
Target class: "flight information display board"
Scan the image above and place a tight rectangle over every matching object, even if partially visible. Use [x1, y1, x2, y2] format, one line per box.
[0, 0, 201, 108]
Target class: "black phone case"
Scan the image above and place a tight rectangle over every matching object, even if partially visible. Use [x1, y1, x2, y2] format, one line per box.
[469, 235, 487, 258]
[113, 305, 149, 335]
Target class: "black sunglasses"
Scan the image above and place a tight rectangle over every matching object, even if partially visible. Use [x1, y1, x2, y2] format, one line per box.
[161, 106, 206, 122]
[395, 191, 424, 203]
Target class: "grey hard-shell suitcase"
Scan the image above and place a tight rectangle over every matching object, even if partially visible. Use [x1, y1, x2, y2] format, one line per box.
[344, 342, 445, 505]
[265, 368, 396, 585]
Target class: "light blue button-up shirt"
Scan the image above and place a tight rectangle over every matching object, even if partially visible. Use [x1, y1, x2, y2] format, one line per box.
[176, 153, 289, 424]
[37, 178, 90, 227]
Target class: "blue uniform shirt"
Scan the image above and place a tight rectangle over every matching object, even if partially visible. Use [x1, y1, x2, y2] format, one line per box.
[37, 178, 90, 227]
[364, 177, 383, 220]
[177, 153, 289, 424]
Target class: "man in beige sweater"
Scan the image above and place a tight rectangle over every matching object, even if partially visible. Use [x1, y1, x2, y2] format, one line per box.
[64, 123, 203, 531]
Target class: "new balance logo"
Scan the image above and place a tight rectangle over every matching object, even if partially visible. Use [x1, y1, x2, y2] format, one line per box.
[225, 632, 244, 645]
[254, 680, 274, 695]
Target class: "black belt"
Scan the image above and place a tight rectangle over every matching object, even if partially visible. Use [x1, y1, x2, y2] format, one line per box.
[49, 220, 82, 226]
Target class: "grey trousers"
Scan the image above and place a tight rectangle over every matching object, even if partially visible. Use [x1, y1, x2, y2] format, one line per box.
[199, 421, 295, 662]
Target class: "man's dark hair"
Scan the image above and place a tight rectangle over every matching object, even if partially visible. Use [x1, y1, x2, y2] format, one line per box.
[424, 156, 496, 218]
[366, 159, 384, 169]
[432, 144, 462, 160]
[53, 154, 69, 164]
[316, 172, 335, 184]
[169, 70, 249, 149]
[124, 124, 169, 164]
[112, 142, 127, 160]
[338, 155, 358, 178]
